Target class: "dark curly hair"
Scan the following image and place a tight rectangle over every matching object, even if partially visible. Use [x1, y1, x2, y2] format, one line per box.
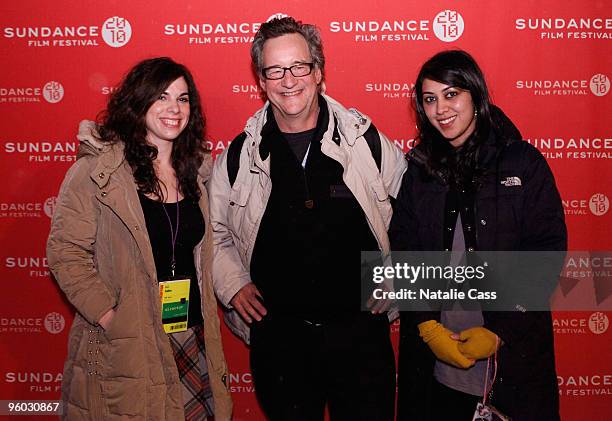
[413, 50, 492, 189]
[98, 57, 207, 201]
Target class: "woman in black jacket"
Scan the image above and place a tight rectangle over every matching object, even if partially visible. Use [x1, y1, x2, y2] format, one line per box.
[390, 50, 567, 420]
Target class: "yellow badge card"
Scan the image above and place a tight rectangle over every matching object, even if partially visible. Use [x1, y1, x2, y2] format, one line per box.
[159, 278, 190, 333]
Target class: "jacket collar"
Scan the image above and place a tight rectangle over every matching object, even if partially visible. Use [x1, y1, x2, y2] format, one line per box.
[75, 120, 126, 189]
[258, 95, 330, 161]
[197, 152, 213, 183]
[241, 94, 375, 177]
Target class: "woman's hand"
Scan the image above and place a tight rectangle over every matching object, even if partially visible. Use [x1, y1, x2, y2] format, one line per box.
[98, 308, 116, 330]
[418, 320, 475, 369]
[453, 327, 500, 360]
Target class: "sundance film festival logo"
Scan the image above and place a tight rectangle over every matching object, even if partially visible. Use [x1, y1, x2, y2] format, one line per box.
[102, 16, 132, 47]
[2, 139, 78, 163]
[563, 194, 609, 216]
[515, 74, 609, 97]
[0, 313, 64, 335]
[589, 312, 609, 334]
[2, 16, 132, 48]
[163, 13, 286, 45]
[433, 10, 464, 42]
[554, 313, 609, 335]
[42, 81, 64, 103]
[4, 372, 63, 393]
[557, 374, 612, 397]
[0, 196, 56, 219]
[364, 81, 415, 100]
[391, 138, 417, 153]
[0, 81, 63, 104]
[44, 312, 65, 334]
[590, 74, 611, 96]
[329, 10, 464, 43]
[227, 372, 254, 393]
[267, 13, 289, 22]
[232, 83, 263, 101]
[589, 193, 609, 216]
[4, 256, 50, 279]
[0, 317, 42, 334]
[515, 17, 612, 40]
[525, 136, 612, 160]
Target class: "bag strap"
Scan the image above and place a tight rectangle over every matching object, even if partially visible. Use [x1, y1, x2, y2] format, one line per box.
[227, 122, 382, 187]
[363, 122, 382, 172]
[227, 132, 247, 187]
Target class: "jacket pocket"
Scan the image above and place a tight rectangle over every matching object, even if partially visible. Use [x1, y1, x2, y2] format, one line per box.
[370, 178, 392, 224]
[227, 182, 254, 245]
[371, 178, 389, 201]
[100, 378, 146, 417]
[228, 182, 251, 207]
[101, 291, 138, 341]
[330, 183, 354, 199]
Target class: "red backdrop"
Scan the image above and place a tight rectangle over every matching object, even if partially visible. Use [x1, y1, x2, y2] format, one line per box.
[1, 1, 610, 419]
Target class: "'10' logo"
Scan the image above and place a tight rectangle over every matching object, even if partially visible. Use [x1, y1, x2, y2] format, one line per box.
[433, 10, 464, 42]
[102, 16, 132, 48]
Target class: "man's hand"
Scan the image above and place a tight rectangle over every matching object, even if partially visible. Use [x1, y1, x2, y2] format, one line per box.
[366, 282, 393, 314]
[98, 308, 116, 330]
[230, 283, 267, 323]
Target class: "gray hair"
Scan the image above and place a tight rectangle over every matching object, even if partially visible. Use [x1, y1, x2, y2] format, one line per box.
[251, 17, 325, 80]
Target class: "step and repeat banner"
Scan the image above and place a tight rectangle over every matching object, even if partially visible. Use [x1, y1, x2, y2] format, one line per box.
[1, 1, 610, 419]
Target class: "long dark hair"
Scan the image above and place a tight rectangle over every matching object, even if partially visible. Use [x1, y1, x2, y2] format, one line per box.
[98, 57, 207, 201]
[413, 50, 492, 188]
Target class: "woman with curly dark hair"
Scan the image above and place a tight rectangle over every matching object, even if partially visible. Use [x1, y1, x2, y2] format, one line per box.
[390, 50, 566, 420]
[47, 57, 232, 420]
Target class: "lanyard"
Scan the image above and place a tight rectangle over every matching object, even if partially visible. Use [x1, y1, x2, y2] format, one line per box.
[161, 183, 180, 277]
[482, 336, 500, 406]
[301, 142, 311, 168]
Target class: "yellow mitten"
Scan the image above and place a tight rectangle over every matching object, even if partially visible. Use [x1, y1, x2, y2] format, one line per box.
[457, 327, 499, 360]
[418, 320, 474, 369]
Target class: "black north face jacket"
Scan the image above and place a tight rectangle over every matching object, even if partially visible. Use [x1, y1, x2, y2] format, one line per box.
[390, 107, 567, 420]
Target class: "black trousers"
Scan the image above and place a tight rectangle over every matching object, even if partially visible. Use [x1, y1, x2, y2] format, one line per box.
[430, 380, 481, 421]
[249, 313, 396, 421]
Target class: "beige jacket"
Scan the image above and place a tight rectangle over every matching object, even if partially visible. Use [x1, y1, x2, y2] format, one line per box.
[209, 95, 407, 343]
[47, 123, 232, 420]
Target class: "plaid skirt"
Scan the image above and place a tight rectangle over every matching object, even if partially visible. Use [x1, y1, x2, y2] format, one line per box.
[169, 324, 214, 421]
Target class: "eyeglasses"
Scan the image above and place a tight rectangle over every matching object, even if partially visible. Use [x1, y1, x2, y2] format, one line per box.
[262, 63, 315, 80]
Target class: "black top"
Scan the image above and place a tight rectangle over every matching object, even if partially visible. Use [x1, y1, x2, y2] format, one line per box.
[251, 97, 379, 322]
[138, 191, 205, 328]
[282, 128, 316, 163]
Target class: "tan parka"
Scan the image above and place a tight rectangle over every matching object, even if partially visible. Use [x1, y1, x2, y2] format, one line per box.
[47, 124, 232, 420]
[209, 95, 408, 343]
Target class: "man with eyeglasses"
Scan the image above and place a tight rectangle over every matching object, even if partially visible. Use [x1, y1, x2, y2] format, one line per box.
[210, 16, 406, 420]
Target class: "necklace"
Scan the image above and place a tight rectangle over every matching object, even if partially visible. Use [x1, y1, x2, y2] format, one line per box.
[160, 181, 180, 277]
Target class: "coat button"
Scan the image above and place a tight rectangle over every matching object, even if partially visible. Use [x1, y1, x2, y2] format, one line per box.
[134, 225, 140, 230]
[229, 201, 235, 206]
[480, 219, 487, 226]
[450, 209, 457, 214]
[468, 247, 474, 252]
[465, 225, 472, 231]
[446, 227, 453, 231]
[98, 173, 105, 179]
[101, 191, 107, 197]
